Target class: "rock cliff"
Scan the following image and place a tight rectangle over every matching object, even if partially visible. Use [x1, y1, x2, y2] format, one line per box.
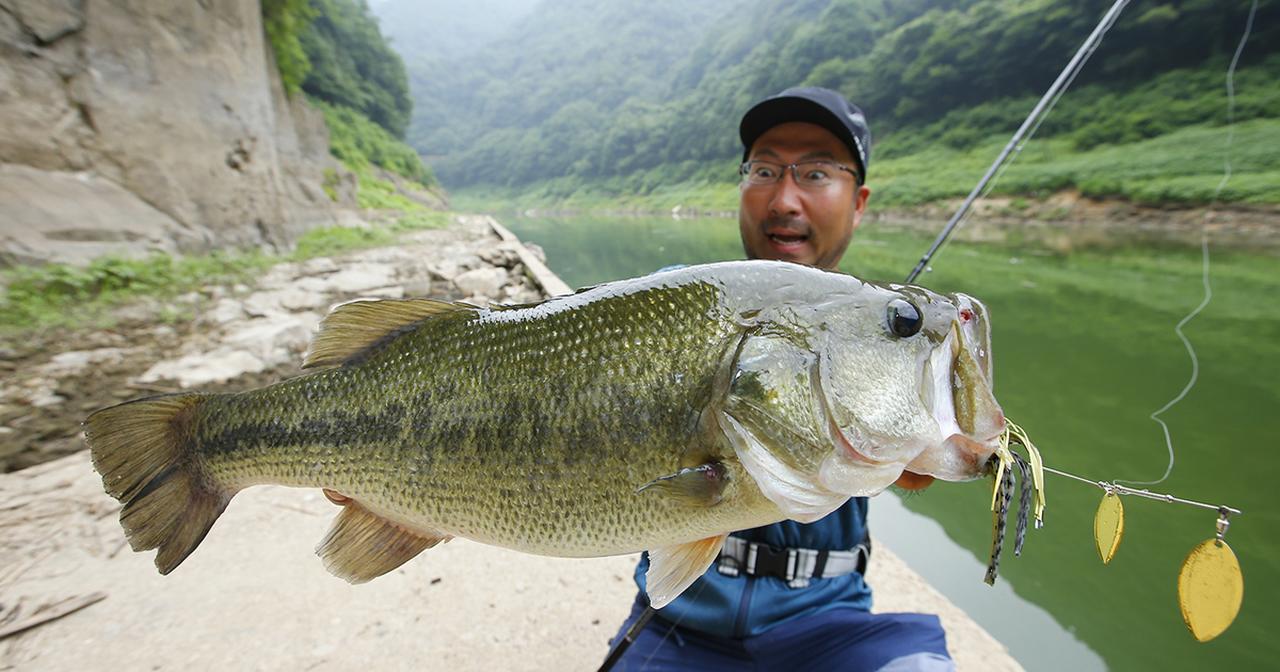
[0, 0, 355, 267]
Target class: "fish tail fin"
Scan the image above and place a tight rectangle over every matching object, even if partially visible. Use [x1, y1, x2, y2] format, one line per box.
[85, 393, 233, 574]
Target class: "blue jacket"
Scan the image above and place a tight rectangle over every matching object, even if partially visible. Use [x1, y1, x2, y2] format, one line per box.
[634, 497, 872, 638]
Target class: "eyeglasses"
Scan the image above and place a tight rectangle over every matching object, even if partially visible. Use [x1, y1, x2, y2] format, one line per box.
[739, 160, 860, 189]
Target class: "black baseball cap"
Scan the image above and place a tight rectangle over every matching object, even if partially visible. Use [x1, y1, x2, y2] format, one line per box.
[739, 86, 871, 181]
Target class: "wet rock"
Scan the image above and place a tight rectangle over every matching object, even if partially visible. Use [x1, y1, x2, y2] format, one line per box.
[243, 287, 328, 316]
[302, 257, 339, 275]
[139, 348, 267, 388]
[401, 276, 432, 297]
[454, 267, 507, 298]
[479, 244, 521, 269]
[209, 298, 246, 324]
[30, 392, 67, 408]
[257, 263, 303, 290]
[112, 298, 163, 324]
[361, 286, 405, 299]
[40, 347, 131, 376]
[427, 259, 461, 282]
[223, 312, 320, 366]
[324, 264, 398, 293]
[289, 276, 329, 295]
[455, 254, 484, 272]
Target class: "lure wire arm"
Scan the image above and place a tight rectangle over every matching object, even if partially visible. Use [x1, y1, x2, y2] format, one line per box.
[1042, 465, 1242, 517]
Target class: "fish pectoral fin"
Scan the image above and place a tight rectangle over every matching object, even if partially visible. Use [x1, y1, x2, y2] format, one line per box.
[303, 298, 478, 369]
[645, 534, 727, 609]
[718, 411, 846, 524]
[636, 462, 728, 507]
[316, 500, 450, 583]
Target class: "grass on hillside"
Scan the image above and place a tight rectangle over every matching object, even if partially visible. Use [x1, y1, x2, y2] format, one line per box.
[0, 211, 451, 335]
[873, 119, 1280, 207]
[453, 118, 1280, 213]
[316, 100, 436, 188]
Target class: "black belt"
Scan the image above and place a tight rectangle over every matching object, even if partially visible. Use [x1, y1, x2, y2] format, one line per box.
[715, 536, 872, 588]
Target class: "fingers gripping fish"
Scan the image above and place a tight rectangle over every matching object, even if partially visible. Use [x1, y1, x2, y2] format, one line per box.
[84, 261, 1006, 608]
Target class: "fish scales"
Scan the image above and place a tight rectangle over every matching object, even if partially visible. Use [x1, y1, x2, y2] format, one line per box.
[193, 277, 770, 556]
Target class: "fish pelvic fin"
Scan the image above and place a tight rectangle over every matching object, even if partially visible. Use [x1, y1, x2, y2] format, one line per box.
[85, 393, 233, 574]
[316, 499, 451, 583]
[645, 534, 727, 609]
[303, 298, 477, 369]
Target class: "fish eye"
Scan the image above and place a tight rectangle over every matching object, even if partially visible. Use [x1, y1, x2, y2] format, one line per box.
[887, 299, 923, 338]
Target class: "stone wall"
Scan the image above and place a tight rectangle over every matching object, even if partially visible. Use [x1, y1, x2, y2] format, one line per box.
[0, 0, 355, 267]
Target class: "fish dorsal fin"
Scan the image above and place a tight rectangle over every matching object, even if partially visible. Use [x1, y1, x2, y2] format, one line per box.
[316, 497, 451, 583]
[303, 298, 476, 369]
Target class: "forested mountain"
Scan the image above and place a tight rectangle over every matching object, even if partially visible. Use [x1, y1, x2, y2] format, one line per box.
[264, 0, 434, 191]
[374, 0, 540, 66]
[382, 0, 1280, 197]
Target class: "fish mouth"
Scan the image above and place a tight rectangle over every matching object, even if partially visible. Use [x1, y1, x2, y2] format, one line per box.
[913, 314, 1006, 481]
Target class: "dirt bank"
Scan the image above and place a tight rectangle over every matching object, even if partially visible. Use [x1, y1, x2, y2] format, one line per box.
[867, 192, 1280, 252]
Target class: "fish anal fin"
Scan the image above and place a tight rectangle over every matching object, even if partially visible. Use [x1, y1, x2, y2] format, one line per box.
[645, 534, 727, 609]
[316, 500, 450, 583]
[303, 298, 476, 369]
[637, 462, 728, 507]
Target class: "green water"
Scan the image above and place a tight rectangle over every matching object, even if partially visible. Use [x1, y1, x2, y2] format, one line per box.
[503, 213, 1280, 671]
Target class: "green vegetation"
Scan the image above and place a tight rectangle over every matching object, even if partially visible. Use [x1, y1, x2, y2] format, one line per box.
[263, 0, 434, 210]
[0, 252, 273, 333]
[317, 100, 434, 186]
[461, 116, 1280, 213]
[386, 0, 1280, 208]
[300, 0, 413, 139]
[0, 212, 451, 334]
[873, 119, 1280, 207]
[262, 0, 317, 94]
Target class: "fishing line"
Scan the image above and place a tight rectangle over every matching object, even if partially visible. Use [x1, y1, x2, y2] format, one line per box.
[638, 579, 709, 671]
[1115, 0, 1256, 487]
[1116, 233, 1210, 487]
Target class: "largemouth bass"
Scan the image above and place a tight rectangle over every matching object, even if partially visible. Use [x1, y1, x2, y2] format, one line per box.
[86, 260, 1004, 607]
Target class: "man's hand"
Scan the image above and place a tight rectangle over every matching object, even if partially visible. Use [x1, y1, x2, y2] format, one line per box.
[894, 471, 934, 490]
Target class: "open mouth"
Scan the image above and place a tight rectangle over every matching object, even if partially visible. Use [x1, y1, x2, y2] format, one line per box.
[766, 229, 809, 249]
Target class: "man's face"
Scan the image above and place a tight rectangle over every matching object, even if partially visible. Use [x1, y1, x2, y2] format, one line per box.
[738, 122, 870, 270]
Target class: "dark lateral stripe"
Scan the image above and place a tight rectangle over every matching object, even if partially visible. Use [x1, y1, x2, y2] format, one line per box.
[201, 404, 408, 455]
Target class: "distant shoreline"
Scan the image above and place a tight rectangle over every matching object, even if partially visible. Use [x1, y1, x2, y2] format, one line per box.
[496, 191, 1280, 252]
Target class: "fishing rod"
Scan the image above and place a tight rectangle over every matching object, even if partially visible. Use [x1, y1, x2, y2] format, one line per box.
[904, 0, 1132, 284]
